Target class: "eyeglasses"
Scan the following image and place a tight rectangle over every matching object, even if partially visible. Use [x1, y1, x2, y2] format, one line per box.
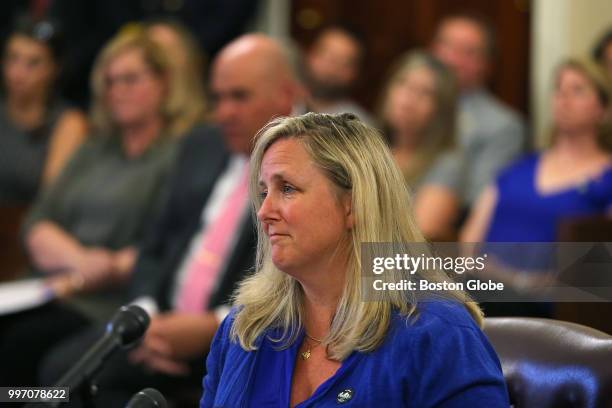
[104, 69, 153, 90]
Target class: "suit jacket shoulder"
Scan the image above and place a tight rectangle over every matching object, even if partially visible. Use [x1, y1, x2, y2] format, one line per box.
[128, 125, 230, 303]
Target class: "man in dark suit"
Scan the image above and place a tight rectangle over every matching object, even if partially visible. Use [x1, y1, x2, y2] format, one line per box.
[39, 33, 299, 406]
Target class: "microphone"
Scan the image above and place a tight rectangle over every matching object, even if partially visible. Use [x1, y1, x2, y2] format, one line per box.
[46, 305, 150, 406]
[125, 388, 168, 408]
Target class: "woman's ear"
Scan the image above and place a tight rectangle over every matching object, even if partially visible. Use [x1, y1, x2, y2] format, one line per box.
[343, 194, 354, 229]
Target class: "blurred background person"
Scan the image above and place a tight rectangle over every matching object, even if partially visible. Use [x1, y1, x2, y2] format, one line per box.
[379, 50, 464, 240]
[461, 58, 612, 316]
[462, 58, 612, 243]
[0, 16, 87, 205]
[593, 26, 612, 78]
[24, 28, 190, 317]
[432, 12, 525, 211]
[0, 29, 191, 387]
[302, 24, 375, 125]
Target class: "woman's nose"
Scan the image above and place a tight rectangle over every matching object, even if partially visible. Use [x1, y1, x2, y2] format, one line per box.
[257, 193, 277, 223]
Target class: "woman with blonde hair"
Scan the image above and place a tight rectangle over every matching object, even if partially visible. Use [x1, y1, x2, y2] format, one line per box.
[24, 29, 184, 305]
[201, 113, 509, 407]
[380, 50, 465, 240]
[0, 29, 184, 388]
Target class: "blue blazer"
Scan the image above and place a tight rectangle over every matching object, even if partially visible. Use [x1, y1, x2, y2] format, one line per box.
[201, 301, 510, 407]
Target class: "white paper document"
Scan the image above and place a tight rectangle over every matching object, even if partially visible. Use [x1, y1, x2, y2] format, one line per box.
[0, 278, 54, 315]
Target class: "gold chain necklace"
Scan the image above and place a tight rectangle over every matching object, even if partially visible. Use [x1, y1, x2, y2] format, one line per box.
[300, 333, 323, 360]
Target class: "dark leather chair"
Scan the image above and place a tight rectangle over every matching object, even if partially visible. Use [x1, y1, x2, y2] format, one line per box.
[484, 317, 612, 408]
[556, 215, 612, 335]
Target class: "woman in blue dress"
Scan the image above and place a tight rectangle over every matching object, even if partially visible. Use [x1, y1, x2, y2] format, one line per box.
[201, 113, 509, 407]
[461, 58, 612, 316]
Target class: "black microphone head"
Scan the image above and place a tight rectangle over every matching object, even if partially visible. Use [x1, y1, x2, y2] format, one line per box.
[125, 388, 167, 408]
[106, 305, 150, 346]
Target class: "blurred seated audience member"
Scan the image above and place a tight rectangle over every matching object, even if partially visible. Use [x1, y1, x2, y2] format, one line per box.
[462, 58, 612, 243]
[0, 29, 188, 387]
[38, 34, 299, 406]
[144, 19, 207, 131]
[380, 51, 464, 240]
[461, 58, 612, 316]
[23, 28, 194, 318]
[0, 16, 87, 205]
[593, 26, 612, 78]
[302, 24, 376, 125]
[432, 12, 525, 209]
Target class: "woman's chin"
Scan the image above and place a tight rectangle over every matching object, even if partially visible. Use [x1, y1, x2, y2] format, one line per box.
[271, 250, 297, 274]
[271, 253, 288, 270]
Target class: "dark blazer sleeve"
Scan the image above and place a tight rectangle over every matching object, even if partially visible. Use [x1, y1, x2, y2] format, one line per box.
[127, 126, 229, 306]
